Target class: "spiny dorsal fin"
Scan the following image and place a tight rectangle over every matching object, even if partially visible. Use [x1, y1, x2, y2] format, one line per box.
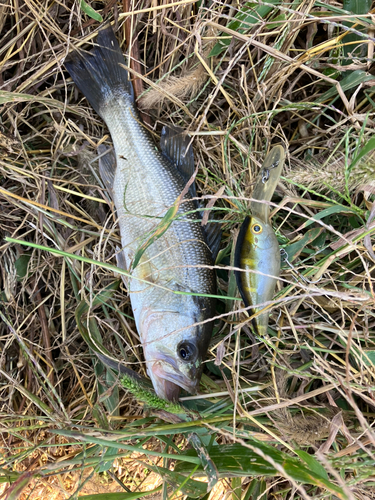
[160, 125, 197, 200]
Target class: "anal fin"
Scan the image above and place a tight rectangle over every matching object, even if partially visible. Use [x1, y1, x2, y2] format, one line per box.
[115, 246, 128, 288]
[203, 222, 221, 262]
[98, 144, 116, 198]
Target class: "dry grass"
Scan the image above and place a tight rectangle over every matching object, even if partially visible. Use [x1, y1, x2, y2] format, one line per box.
[1, 0, 375, 499]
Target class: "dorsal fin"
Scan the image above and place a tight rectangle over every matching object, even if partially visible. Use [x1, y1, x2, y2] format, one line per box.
[160, 125, 197, 200]
[160, 125, 222, 257]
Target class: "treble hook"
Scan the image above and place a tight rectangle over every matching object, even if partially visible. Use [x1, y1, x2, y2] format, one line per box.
[262, 169, 270, 183]
[280, 248, 322, 284]
[261, 159, 279, 184]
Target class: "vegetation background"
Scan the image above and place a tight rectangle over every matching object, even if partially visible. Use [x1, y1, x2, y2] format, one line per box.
[1, 0, 375, 498]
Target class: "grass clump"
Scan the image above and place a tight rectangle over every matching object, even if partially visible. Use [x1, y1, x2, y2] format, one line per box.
[1, 0, 375, 499]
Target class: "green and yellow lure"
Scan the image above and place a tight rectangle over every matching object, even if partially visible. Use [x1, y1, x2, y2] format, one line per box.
[234, 145, 285, 336]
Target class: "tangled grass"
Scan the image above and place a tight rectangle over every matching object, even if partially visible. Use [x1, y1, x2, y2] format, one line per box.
[1, 0, 375, 499]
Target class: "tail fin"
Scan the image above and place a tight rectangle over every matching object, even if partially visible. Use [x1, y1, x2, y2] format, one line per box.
[65, 25, 134, 117]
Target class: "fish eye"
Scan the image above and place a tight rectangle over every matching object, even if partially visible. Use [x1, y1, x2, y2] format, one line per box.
[178, 341, 197, 362]
[251, 223, 263, 234]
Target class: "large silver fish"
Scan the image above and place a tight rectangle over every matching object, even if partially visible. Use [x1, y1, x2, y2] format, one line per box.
[65, 26, 217, 401]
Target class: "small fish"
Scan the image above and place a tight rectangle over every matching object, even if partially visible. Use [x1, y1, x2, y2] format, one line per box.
[234, 146, 284, 335]
[65, 26, 218, 400]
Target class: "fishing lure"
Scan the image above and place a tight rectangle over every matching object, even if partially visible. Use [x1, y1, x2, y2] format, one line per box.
[234, 145, 285, 335]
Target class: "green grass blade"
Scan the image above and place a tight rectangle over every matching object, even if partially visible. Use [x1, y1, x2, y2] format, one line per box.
[50, 429, 202, 465]
[131, 204, 177, 270]
[175, 443, 348, 499]
[79, 0, 103, 22]
[284, 227, 324, 263]
[317, 70, 373, 103]
[1, 471, 34, 500]
[342, 0, 371, 65]
[5, 238, 232, 301]
[298, 203, 357, 230]
[349, 136, 375, 171]
[79, 486, 162, 500]
[75, 282, 122, 361]
[295, 450, 329, 481]
[142, 463, 206, 498]
[210, 1, 279, 57]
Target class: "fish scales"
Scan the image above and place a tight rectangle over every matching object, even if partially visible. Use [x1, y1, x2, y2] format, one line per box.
[106, 108, 213, 293]
[65, 26, 216, 400]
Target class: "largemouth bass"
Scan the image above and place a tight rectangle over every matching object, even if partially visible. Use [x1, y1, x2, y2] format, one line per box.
[65, 26, 217, 400]
[234, 146, 284, 336]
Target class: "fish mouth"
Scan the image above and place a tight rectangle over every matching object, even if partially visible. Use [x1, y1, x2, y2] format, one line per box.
[150, 357, 198, 401]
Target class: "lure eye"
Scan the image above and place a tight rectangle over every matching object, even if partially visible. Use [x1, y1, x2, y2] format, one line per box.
[251, 223, 263, 234]
[178, 342, 197, 362]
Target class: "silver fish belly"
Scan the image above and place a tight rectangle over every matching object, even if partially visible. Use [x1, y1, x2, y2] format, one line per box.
[65, 26, 216, 400]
